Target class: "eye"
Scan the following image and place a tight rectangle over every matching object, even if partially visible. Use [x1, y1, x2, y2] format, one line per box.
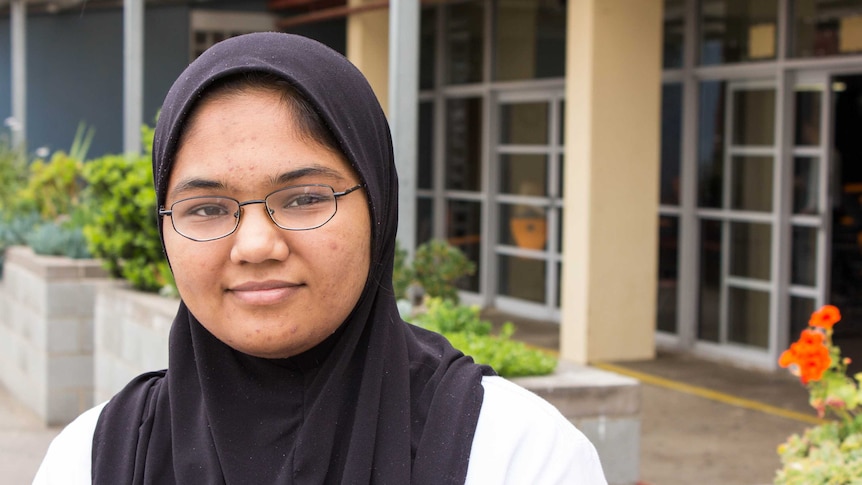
[283, 192, 330, 208]
[181, 200, 233, 218]
[193, 205, 230, 216]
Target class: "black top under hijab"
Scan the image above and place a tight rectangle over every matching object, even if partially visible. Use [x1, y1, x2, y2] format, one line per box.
[92, 32, 494, 484]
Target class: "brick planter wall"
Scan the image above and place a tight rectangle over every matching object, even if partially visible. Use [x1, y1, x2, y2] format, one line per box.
[513, 363, 641, 485]
[93, 283, 178, 404]
[0, 246, 108, 425]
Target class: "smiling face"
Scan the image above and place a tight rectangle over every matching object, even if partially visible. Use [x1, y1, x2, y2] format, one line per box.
[163, 87, 371, 359]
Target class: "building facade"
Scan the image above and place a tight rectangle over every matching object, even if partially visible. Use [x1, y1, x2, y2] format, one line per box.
[9, 0, 859, 369]
[658, 0, 862, 369]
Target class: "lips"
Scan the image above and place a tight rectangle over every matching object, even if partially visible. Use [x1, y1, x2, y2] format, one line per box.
[228, 280, 302, 305]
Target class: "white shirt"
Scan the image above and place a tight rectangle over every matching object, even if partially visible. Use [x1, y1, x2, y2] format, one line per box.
[33, 376, 607, 484]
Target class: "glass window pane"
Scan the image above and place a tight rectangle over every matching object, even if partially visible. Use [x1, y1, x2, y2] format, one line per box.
[446, 200, 482, 292]
[661, 83, 683, 206]
[420, 7, 437, 90]
[792, 0, 862, 58]
[498, 254, 546, 303]
[446, 1, 485, 84]
[500, 154, 547, 196]
[500, 203, 548, 250]
[559, 100, 565, 145]
[556, 261, 562, 308]
[698, 81, 726, 208]
[500, 102, 549, 145]
[789, 296, 816, 345]
[445, 98, 483, 191]
[795, 89, 822, 146]
[729, 222, 772, 280]
[728, 287, 770, 348]
[417, 197, 433, 246]
[658, 216, 679, 333]
[732, 88, 775, 146]
[419, 7, 438, 89]
[556, 207, 563, 255]
[792, 226, 818, 287]
[494, 0, 566, 81]
[418, 102, 434, 189]
[663, 0, 685, 68]
[700, 0, 778, 65]
[557, 156, 564, 198]
[731, 156, 773, 212]
[793, 157, 819, 214]
[699, 219, 722, 342]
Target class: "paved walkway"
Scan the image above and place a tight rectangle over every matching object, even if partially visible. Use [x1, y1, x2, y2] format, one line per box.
[1, 311, 826, 484]
[0, 385, 60, 484]
[486, 309, 818, 485]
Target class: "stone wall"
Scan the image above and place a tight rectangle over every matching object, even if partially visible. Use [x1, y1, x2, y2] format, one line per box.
[0, 246, 108, 425]
[93, 283, 178, 404]
[514, 363, 641, 485]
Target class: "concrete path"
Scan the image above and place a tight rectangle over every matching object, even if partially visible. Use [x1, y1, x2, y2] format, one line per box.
[487, 310, 821, 485]
[609, 355, 813, 485]
[0, 385, 60, 485]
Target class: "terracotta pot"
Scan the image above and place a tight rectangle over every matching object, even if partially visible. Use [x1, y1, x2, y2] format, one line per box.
[510, 217, 547, 250]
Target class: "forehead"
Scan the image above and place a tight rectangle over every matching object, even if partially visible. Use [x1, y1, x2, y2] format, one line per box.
[168, 90, 354, 194]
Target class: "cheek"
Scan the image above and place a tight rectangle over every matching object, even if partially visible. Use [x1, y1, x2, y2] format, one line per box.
[164, 236, 223, 290]
[322, 229, 370, 291]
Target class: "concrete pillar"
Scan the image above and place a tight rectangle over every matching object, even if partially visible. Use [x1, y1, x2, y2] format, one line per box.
[560, 0, 662, 363]
[10, 0, 26, 149]
[388, 0, 419, 257]
[124, 0, 144, 156]
[346, 0, 389, 114]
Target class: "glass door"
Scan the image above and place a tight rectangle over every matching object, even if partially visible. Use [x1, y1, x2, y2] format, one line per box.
[697, 80, 777, 353]
[788, 73, 829, 343]
[828, 73, 862, 371]
[491, 90, 564, 320]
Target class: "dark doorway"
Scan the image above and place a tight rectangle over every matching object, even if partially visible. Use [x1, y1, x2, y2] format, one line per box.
[830, 73, 862, 374]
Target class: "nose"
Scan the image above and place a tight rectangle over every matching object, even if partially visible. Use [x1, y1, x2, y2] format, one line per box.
[229, 202, 290, 264]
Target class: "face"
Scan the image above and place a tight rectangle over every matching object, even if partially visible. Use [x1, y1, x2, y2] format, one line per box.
[164, 88, 372, 359]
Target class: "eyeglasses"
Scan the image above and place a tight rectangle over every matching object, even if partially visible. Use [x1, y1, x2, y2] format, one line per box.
[159, 183, 363, 242]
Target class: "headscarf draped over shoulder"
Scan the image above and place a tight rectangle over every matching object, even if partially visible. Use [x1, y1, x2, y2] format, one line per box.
[92, 32, 493, 484]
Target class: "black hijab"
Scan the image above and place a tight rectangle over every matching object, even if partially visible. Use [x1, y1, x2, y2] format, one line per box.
[92, 32, 493, 484]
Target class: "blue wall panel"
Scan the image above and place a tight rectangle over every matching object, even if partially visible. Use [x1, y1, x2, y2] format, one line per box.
[0, 5, 189, 157]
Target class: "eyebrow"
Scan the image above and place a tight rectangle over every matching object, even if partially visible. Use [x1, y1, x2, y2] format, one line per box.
[168, 165, 350, 199]
[272, 165, 347, 186]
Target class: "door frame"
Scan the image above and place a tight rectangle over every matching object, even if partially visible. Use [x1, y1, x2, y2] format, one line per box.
[489, 88, 565, 321]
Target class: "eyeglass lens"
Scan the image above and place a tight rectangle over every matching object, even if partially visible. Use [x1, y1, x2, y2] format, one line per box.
[168, 185, 340, 241]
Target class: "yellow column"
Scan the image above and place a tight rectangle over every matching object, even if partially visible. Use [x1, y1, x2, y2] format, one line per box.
[561, 0, 662, 363]
[346, 0, 390, 115]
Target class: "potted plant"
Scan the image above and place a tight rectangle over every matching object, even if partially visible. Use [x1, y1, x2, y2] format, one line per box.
[509, 181, 547, 250]
[775, 305, 862, 483]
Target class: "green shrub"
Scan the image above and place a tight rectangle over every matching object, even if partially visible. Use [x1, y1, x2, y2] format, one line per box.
[445, 326, 558, 378]
[393, 239, 476, 303]
[411, 297, 557, 378]
[0, 212, 40, 273]
[24, 220, 90, 259]
[0, 123, 95, 266]
[393, 241, 414, 301]
[17, 152, 84, 220]
[81, 125, 175, 295]
[413, 239, 475, 302]
[0, 133, 27, 213]
[15, 123, 93, 220]
[412, 297, 491, 336]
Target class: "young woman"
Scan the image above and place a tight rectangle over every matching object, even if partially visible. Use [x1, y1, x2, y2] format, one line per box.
[34, 33, 606, 484]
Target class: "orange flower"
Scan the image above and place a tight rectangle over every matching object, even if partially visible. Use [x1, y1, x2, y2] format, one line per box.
[809, 305, 841, 330]
[779, 329, 832, 384]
